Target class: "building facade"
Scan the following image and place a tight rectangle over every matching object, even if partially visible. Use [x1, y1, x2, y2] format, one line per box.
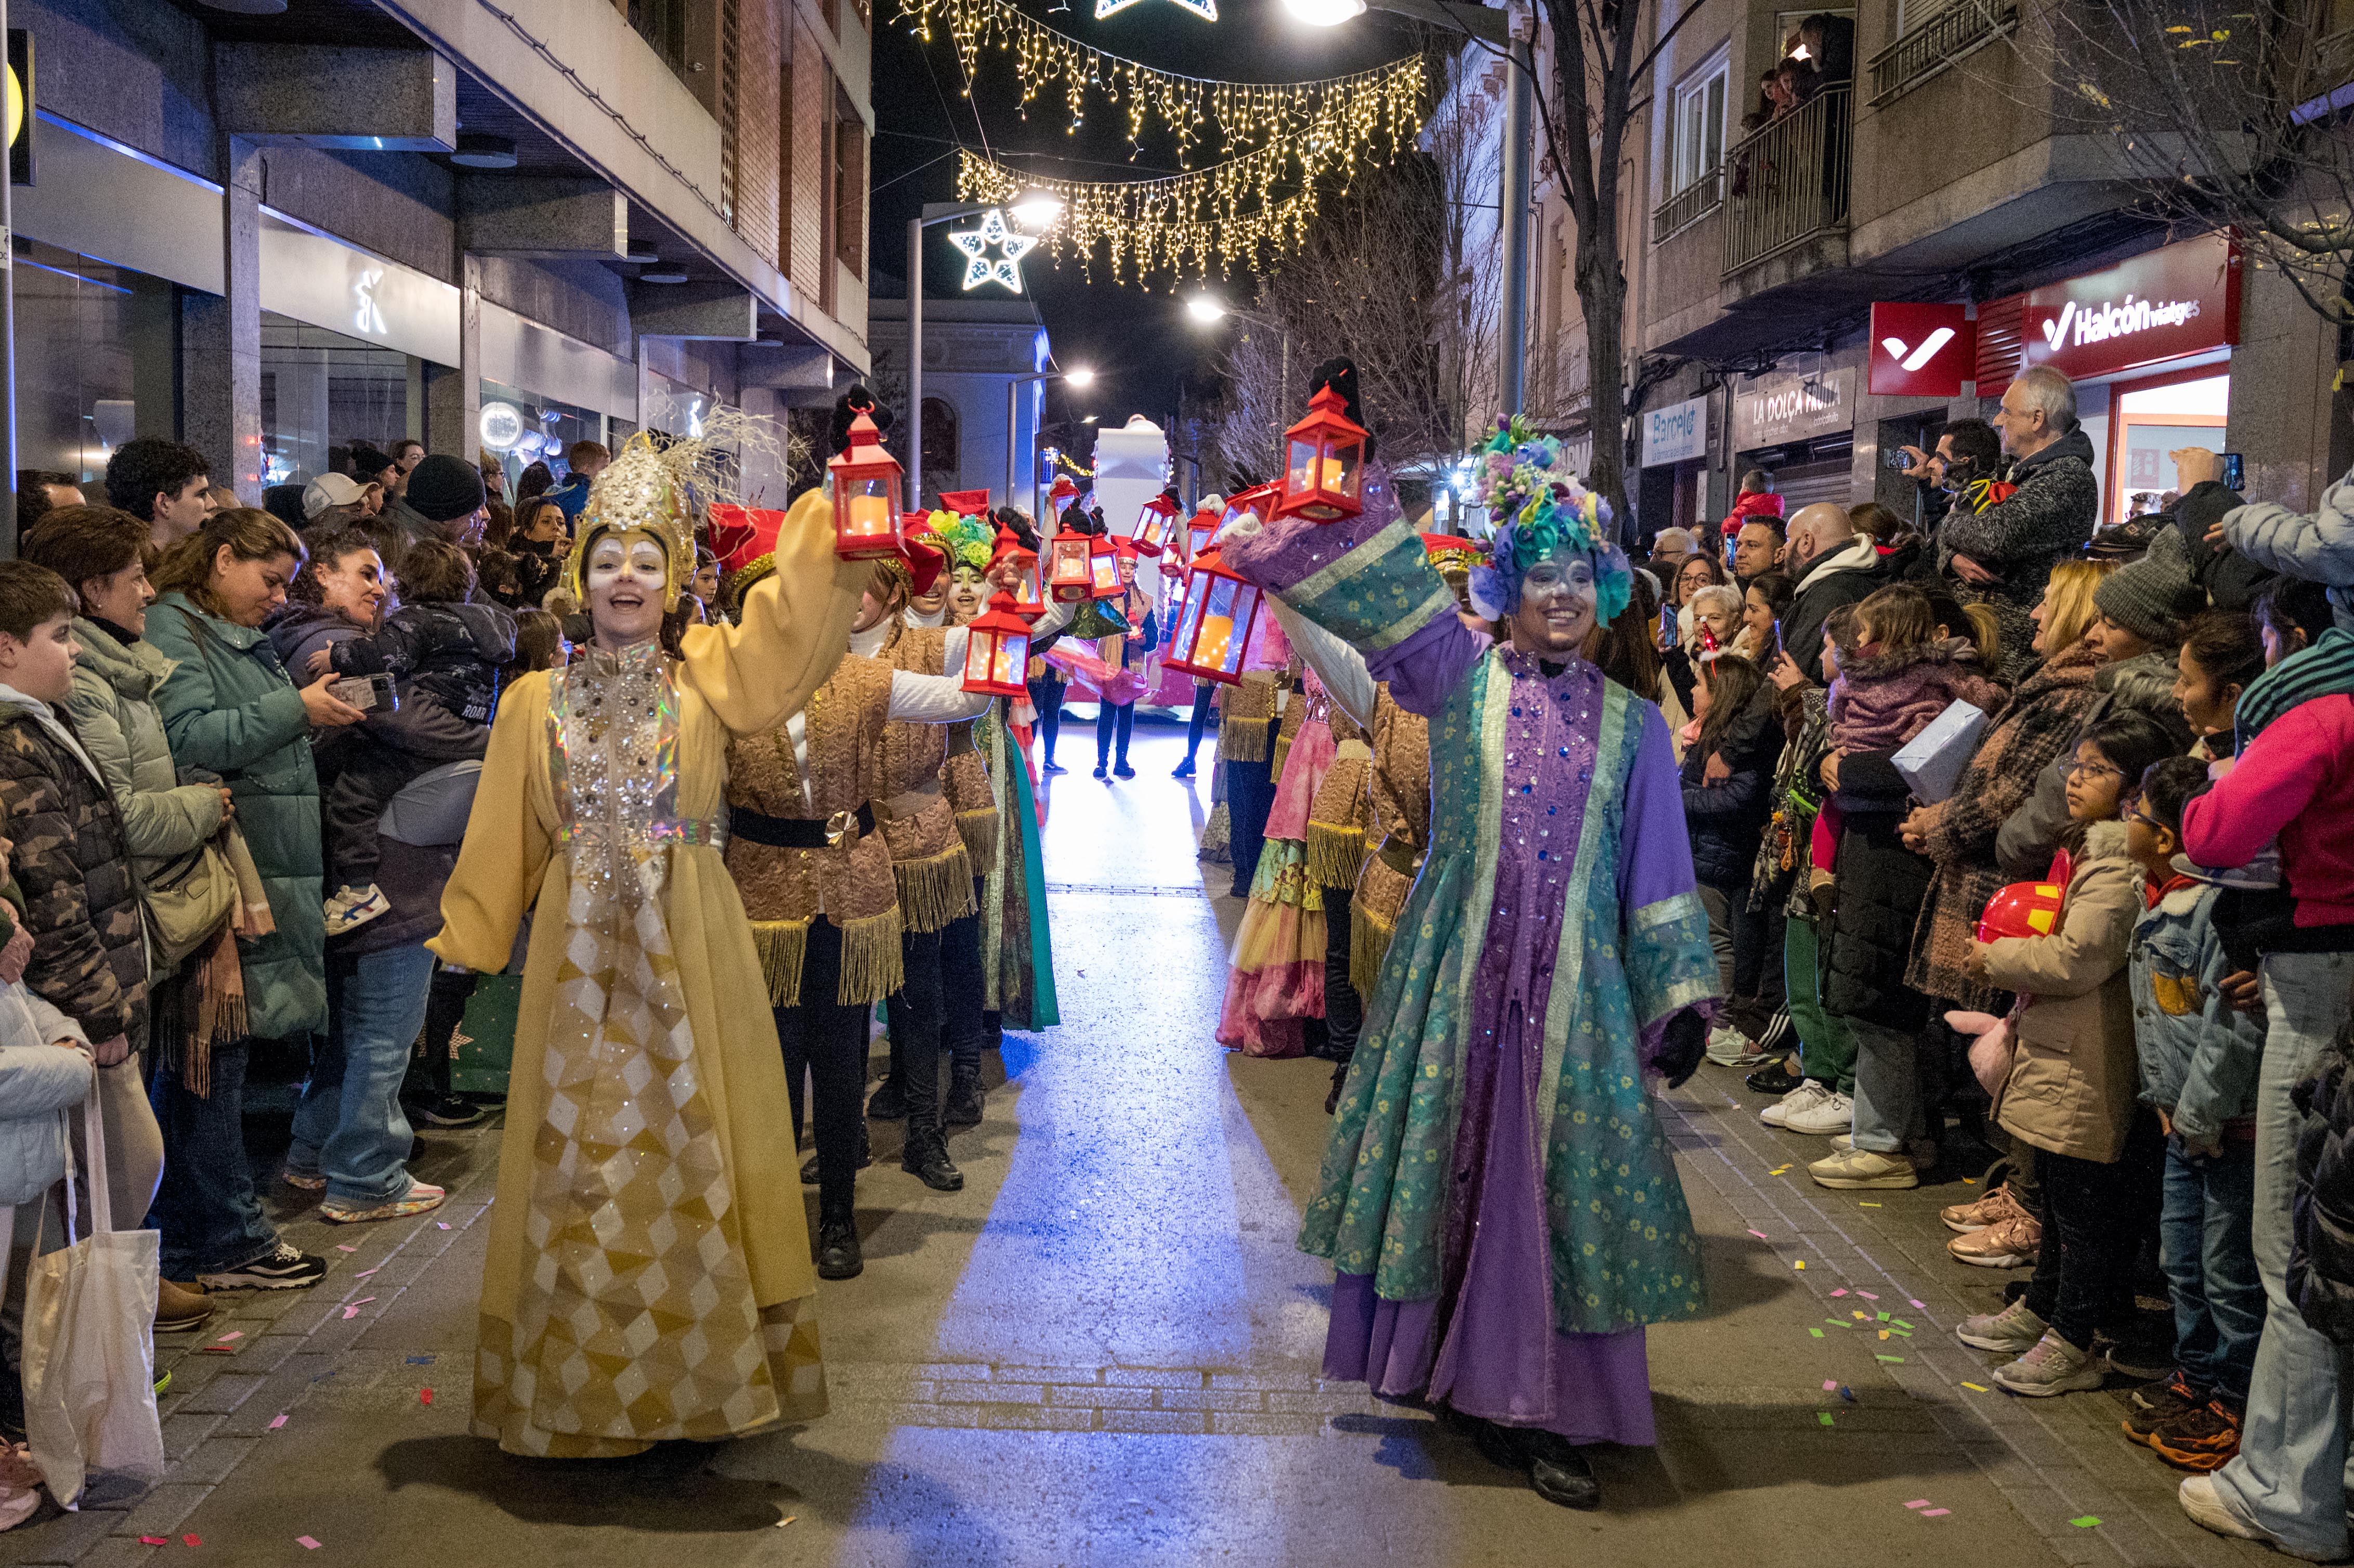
[867, 290, 1052, 518]
[8, 0, 875, 528]
[1507, 0, 2354, 542]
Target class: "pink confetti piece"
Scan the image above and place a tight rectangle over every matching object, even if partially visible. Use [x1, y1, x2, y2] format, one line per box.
[1909, 1299, 1926, 1309]
[1830, 1289, 1848, 1297]
[436, 1221, 451, 1230]
[341, 1296, 376, 1320]
[355, 1267, 380, 1278]
[1747, 1229, 1768, 1239]
[335, 1245, 358, 1253]
[420, 1389, 435, 1406]
[1905, 1499, 1931, 1509]
[214, 1329, 243, 1342]
[1922, 1509, 1950, 1518]
[140, 1537, 168, 1546]
[183, 1536, 203, 1548]
[298, 1535, 322, 1549]
[1857, 1291, 1879, 1300]
[1822, 1379, 1838, 1392]
[269, 1414, 288, 1430]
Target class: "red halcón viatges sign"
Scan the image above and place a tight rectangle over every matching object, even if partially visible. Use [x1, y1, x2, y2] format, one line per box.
[2020, 232, 2240, 383]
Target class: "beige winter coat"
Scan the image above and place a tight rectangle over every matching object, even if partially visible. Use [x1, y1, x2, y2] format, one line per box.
[1985, 819, 2141, 1162]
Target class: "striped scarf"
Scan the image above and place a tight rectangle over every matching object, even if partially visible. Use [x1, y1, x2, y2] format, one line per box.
[2238, 625, 2354, 748]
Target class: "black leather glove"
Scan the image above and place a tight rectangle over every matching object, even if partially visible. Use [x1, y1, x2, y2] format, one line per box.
[1651, 1008, 1707, 1090]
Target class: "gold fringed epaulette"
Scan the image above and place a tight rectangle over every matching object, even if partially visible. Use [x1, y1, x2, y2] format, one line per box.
[892, 842, 978, 934]
[954, 807, 1000, 871]
[1305, 819, 1369, 890]
[1218, 715, 1272, 764]
[1351, 898, 1400, 997]
[751, 918, 812, 1008]
[833, 907, 906, 1005]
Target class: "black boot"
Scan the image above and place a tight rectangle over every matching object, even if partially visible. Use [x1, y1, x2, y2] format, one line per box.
[943, 1065, 984, 1128]
[816, 1208, 862, 1279]
[901, 1126, 965, 1192]
[1324, 1059, 1349, 1117]
[866, 1077, 907, 1121]
[1472, 1420, 1600, 1510]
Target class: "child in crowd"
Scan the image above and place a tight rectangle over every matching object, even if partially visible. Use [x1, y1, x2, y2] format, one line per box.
[1681, 654, 1771, 1062]
[1960, 710, 2192, 1394]
[2118, 754, 2266, 1470]
[508, 607, 569, 677]
[318, 540, 516, 935]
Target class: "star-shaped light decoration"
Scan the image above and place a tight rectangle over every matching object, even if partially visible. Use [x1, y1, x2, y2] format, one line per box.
[1095, 0, 1218, 19]
[947, 208, 1041, 293]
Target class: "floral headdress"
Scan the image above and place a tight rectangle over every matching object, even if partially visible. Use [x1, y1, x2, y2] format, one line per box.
[925, 509, 997, 576]
[1465, 414, 1631, 623]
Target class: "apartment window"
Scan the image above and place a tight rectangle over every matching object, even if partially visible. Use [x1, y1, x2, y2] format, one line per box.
[1670, 59, 1728, 198]
[833, 101, 865, 278]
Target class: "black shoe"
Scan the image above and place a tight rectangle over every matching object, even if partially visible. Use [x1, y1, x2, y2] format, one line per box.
[1041, 760, 1066, 775]
[1113, 762, 1134, 779]
[903, 1131, 965, 1192]
[411, 1093, 488, 1128]
[1745, 1059, 1802, 1096]
[943, 1069, 984, 1128]
[866, 1079, 907, 1121]
[801, 1153, 819, 1186]
[1093, 764, 1109, 780]
[1521, 1432, 1601, 1510]
[1172, 758, 1196, 778]
[816, 1216, 862, 1279]
[196, 1242, 328, 1292]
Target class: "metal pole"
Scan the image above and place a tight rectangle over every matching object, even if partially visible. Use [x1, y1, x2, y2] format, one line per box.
[1276, 330, 1291, 476]
[1005, 374, 1022, 508]
[0, 0, 20, 553]
[1498, 32, 1534, 419]
[906, 216, 924, 509]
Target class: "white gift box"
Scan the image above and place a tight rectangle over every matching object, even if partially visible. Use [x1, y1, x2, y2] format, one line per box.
[1893, 700, 1989, 803]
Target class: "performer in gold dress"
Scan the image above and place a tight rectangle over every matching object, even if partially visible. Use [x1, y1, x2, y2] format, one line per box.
[430, 436, 868, 1457]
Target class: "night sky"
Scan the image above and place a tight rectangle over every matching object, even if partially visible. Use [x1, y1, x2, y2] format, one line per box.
[866, 0, 1418, 441]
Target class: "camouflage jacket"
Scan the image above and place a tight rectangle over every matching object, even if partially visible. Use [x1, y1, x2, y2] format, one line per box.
[0, 697, 147, 1044]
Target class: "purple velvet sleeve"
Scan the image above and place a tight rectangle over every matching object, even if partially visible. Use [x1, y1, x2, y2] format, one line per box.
[1619, 705, 1701, 913]
[1363, 615, 1493, 719]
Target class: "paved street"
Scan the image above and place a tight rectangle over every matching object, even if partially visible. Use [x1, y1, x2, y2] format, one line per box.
[4, 720, 2259, 1568]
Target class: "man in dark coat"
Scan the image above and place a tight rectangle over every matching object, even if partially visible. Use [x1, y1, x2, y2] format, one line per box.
[1943, 368, 2099, 677]
[1782, 501, 1884, 687]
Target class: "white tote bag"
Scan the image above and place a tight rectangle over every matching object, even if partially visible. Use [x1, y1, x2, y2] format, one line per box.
[21, 1094, 164, 1508]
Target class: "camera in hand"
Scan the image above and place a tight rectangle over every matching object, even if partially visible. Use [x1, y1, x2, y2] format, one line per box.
[332, 673, 398, 713]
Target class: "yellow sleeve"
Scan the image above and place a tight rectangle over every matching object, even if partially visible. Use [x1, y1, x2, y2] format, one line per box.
[428, 671, 554, 973]
[680, 488, 874, 737]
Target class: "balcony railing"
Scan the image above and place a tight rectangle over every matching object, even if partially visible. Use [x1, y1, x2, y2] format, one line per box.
[1722, 86, 1851, 277]
[1867, 0, 2019, 106]
[1651, 167, 1724, 245]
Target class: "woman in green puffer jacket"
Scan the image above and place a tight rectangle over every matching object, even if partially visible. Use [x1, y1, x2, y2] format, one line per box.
[140, 507, 364, 1290]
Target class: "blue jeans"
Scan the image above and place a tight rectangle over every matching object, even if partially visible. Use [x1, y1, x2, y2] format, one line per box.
[290, 945, 434, 1208]
[2161, 1135, 2264, 1405]
[1846, 1015, 1922, 1155]
[2214, 949, 2354, 1557]
[149, 1036, 279, 1279]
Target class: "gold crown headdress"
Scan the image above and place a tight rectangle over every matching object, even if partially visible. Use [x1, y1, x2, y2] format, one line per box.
[565, 412, 805, 609]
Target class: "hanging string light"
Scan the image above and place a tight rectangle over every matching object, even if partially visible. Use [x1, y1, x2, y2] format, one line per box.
[896, 0, 1424, 169]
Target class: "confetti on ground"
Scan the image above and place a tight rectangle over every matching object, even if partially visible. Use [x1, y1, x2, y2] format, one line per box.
[335, 1244, 358, 1253]
[1794, 1261, 1806, 1270]
[1825, 1318, 1848, 1329]
[2070, 1517, 2102, 1528]
[1876, 1355, 1905, 1363]
[1908, 1299, 1925, 1309]
[1923, 1508, 1950, 1517]
[355, 1267, 380, 1278]
[1830, 1289, 1848, 1297]
[1878, 1329, 1891, 1340]
[406, 1355, 436, 1365]
[1961, 1381, 1989, 1391]
[1817, 1412, 1835, 1426]
[1905, 1500, 1931, 1509]
[1889, 1327, 1912, 1337]
[1769, 1165, 1792, 1175]
[183, 1537, 202, 1548]
[776, 1517, 797, 1528]
[1838, 1386, 1856, 1403]
[1824, 1380, 1839, 1392]
[342, 1296, 377, 1320]
[1809, 1327, 1824, 1338]
[269, 1414, 287, 1430]
[1858, 1201, 1882, 1207]
[1858, 1291, 1879, 1300]
[298, 1536, 322, 1550]
[1852, 1311, 1869, 1321]
[1877, 1311, 1891, 1322]
[140, 1537, 168, 1546]
[420, 1389, 435, 1406]
[437, 1221, 451, 1230]
[1961, 1177, 1978, 1185]
[214, 1330, 243, 1342]
[1893, 1318, 1915, 1330]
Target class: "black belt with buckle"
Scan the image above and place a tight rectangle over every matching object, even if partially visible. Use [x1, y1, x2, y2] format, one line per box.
[729, 801, 875, 850]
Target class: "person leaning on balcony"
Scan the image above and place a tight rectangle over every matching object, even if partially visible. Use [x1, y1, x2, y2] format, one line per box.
[1940, 368, 2100, 680]
[1797, 12, 1855, 84]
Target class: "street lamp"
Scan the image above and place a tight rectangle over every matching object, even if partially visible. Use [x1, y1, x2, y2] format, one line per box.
[1007, 365, 1095, 520]
[907, 190, 1064, 508]
[1186, 293, 1293, 469]
[1273, 0, 1529, 417]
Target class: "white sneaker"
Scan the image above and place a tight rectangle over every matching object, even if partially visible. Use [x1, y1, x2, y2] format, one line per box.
[324, 883, 390, 937]
[1784, 1089, 1855, 1136]
[1761, 1079, 1832, 1128]
[1706, 1026, 1768, 1067]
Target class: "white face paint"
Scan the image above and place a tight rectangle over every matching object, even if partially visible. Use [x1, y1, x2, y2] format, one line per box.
[586, 532, 670, 647]
[1508, 547, 1600, 657]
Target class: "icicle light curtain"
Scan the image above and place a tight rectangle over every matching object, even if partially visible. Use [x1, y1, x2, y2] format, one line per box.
[897, 0, 1425, 165]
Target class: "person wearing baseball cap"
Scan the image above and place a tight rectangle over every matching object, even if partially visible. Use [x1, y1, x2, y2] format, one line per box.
[303, 472, 370, 526]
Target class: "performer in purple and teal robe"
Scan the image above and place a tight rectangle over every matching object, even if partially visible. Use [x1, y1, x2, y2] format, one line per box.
[1224, 399, 1719, 1510]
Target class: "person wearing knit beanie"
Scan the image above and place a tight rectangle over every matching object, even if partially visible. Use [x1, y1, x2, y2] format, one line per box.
[2093, 524, 2202, 651]
[404, 454, 488, 524]
[373, 452, 490, 578]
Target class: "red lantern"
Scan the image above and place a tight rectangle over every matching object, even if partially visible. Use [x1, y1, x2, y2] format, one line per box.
[1274, 386, 1369, 522]
[1088, 532, 1123, 599]
[1215, 484, 1279, 550]
[827, 412, 905, 559]
[1114, 535, 1140, 589]
[1133, 493, 1179, 555]
[1048, 518, 1093, 603]
[1161, 545, 1264, 686]
[960, 591, 1034, 697]
[1978, 880, 2068, 945]
[1048, 476, 1081, 513]
[991, 525, 1043, 619]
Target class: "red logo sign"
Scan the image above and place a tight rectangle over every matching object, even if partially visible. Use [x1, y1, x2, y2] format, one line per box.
[2021, 233, 2239, 382]
[1868, 303, 1971, 396]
